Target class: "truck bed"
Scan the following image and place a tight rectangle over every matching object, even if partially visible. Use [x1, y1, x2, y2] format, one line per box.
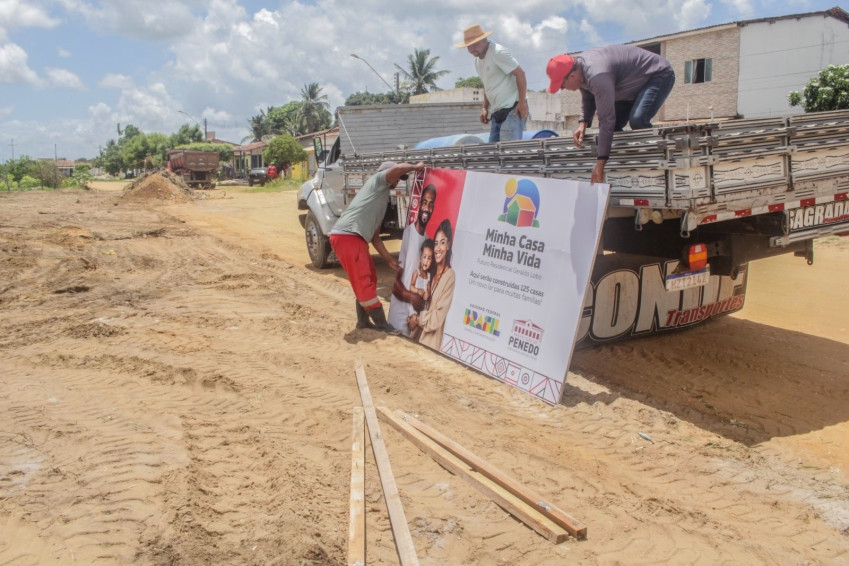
[340, 109, 849, 243]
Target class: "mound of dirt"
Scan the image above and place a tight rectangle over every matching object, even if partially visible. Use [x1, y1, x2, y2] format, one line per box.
[118, 170, 192, 204]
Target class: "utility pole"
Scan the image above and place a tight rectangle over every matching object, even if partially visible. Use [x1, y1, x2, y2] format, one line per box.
[54, 144, 59, 189]
[10, 138, 15, 160]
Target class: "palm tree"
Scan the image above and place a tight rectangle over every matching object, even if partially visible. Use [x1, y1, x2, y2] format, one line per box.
[395, 48, 449, 95]
[298, 83, 331, 135]
[243, 108, 270, 143]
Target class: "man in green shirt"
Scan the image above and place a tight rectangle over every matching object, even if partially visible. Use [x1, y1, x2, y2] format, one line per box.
[330, 160, 425, 332]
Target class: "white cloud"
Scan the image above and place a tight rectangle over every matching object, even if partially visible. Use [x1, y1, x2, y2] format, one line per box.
[99, 73, 134, 90]
[56, 0, 197, 41]
[0, 42, 41, 85]
[46, 67, 84, 89]
[0, 105, 11, 119]
[58, 47, 71, 57]
[0, 0, 60, 29]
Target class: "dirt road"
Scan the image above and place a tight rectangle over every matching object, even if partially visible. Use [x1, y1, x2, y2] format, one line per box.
[1, 181, 848, 565]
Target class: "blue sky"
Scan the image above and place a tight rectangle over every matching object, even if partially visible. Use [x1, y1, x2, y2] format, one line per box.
[0, 0, 842, 160]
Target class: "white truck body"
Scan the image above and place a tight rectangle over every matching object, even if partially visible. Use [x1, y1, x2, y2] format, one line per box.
[298, 104, 849, 344]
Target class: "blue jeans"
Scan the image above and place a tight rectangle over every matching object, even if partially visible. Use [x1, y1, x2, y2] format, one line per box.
[614, 71, 676, 131]
[489, 106, 525, 142]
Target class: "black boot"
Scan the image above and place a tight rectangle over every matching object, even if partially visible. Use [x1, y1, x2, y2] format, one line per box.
[367, 307, 400, 335]
[356, 302, 374, 329]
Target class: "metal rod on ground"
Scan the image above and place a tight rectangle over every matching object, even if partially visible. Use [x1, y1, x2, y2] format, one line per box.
[353, 359, 419, 566]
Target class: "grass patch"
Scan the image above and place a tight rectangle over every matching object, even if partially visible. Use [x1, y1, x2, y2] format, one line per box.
[243, 177, 303, 194]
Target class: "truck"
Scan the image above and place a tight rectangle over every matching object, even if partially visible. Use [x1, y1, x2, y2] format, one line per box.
[167, 149, 219, 189]
[298, 103, 849, 345]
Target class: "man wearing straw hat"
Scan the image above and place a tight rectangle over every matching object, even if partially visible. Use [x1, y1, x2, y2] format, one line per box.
[456, 24, 528, 143]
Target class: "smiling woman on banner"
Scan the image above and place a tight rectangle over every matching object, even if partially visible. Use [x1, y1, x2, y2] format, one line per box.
[408, 218, 456, 349]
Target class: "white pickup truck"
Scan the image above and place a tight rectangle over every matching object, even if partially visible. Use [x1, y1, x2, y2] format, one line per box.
[298, 104, 849, 345]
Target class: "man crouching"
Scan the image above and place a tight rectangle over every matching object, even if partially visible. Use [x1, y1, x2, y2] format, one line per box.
[329, 160, 426, 332]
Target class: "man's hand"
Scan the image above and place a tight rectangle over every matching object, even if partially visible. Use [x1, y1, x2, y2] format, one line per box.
[591, 159, 606, 185]
[480, 107, 490, 125]
[573, 122, 587, 148]
[515, 99, 529, 120]
[387, 257, 400, 272]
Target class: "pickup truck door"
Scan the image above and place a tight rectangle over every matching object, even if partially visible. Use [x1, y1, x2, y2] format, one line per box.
[313, 138, 347, 218]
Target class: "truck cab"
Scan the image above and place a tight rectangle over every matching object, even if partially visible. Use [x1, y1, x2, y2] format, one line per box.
[298, 136, 346, 267]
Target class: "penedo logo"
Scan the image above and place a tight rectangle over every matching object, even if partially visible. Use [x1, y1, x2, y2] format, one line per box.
[508, 319, 544, 356]
[498, 178, 541, 228]
[463, 307, 501, 337]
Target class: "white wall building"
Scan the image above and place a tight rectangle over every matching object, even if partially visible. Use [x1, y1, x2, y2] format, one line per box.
[735, 10, 849, 117]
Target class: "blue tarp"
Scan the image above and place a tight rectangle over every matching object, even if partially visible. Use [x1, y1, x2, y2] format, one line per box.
[414, 129, 559, 149]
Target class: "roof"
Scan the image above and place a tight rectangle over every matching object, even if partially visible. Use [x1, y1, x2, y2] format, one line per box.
[296, 126, 339, 141]
[233, 140, 268, 152]
[630, 6, 849, 46]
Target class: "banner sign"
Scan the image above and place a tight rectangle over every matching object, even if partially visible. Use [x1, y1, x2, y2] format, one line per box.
[389, 168, 609, 404]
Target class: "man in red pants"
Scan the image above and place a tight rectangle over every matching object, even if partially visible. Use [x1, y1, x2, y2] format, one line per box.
[329, 160, 425, 332]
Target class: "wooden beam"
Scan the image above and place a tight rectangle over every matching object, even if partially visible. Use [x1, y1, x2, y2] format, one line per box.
[377, 407, 571, 544]
[348, 407, 366, 566]
[354, 359, 419, 566]
[395, 409, 587, 540]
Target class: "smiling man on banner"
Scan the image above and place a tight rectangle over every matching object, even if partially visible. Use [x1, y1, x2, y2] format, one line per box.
[389, 183, 437, 336]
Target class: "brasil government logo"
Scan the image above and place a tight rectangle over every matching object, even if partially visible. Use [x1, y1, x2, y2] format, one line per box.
[498, 178, 541, 228]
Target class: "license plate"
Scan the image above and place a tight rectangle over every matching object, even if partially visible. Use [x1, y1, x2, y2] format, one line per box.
[665, 266, 710, 291]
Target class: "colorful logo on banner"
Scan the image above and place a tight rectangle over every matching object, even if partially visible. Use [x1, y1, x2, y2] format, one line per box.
[463, 308, 501, 337]
[498, 178, 541, 228]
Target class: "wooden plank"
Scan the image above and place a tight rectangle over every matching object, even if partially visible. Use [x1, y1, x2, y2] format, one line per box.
[353, 360, 419, 566]
[395, 409, 587, 540]
[376, 407, 569, 544]
[348, 407, 366, 566]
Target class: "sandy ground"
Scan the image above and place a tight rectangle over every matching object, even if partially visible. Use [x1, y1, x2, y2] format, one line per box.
[1, 178, 848, 565]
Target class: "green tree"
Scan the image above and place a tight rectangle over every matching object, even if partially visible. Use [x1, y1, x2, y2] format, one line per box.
[170, 123, 204, 147]
[298, 82, 332, 134]
[31, 160, 60, 189]
[121, 132, 169, 171]
[455, 76, 484, 89]
[6, 155, 34, 183]
[395, 48, 449, 95]
[789, 64, 849, 112]
[245, 109, 271, 143]
[69, 163, 94, 189]
[344, 90, 408, 105]
[263, 134, 307, 169]
[268, 102, 303, 136]
[97, 140, 124, 176]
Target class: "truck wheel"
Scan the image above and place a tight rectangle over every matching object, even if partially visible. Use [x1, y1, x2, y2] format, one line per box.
[305, 211, 331, 268]
[248, 178, 254, 187]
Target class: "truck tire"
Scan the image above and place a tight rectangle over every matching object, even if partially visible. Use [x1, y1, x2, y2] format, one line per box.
[305, 211, 331, 268]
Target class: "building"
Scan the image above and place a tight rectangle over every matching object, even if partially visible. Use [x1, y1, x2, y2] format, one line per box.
[410, 89, 565, 133]
[560, 6, 849, 127]
[231, 140, 268, 178]
[295, 126, 339, 179]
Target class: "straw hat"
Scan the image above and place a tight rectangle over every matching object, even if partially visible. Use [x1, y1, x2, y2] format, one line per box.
[455, 24, 493, 48]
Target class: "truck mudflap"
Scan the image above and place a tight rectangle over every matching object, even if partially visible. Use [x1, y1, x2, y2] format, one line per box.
[576, 253, 747, 346]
